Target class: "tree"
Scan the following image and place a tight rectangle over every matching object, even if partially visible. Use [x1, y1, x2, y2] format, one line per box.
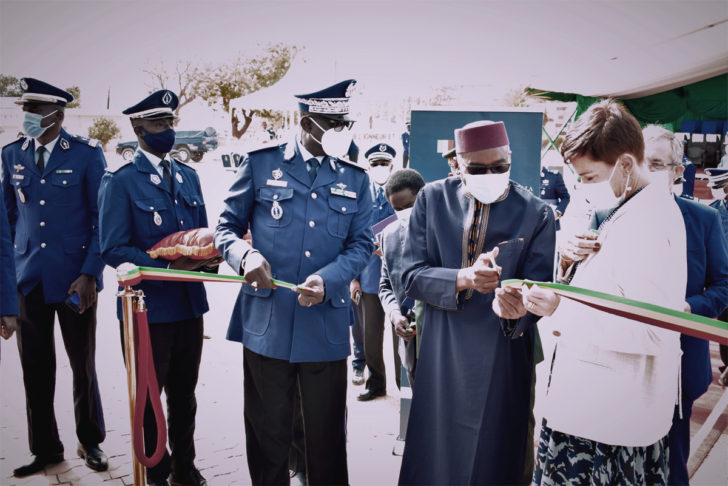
[0, 75, 22, 97]
[143, 60, 202, 117]
[66, 86, 80, 108]
[88, 116, 120, 151]
[198, 43, 298, 139]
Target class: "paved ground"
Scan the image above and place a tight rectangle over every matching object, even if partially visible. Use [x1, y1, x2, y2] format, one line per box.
[1, 152, 726, 485]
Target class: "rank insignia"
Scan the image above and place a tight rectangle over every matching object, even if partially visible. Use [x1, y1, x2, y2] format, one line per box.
[22, 138, 30, 151]
[17, 188, 26, 203]
[12, 174, 24, 180]
[266, 171, 288, 187]
[153, 211, 162, 226]
[176, 172, 183, 184]
[379, 144, 387, 152]
[330, 185, 357, 199]
[150, 174, 161, 185]
[271, 201, 283, 220]
[272, 168, 283, 180]
[60, 138, 70, 150]
[543, 180, 549, 186]
[56, 169, 72, 174]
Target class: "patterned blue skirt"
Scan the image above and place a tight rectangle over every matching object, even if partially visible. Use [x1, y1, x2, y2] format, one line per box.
[533, 419, 669, 486]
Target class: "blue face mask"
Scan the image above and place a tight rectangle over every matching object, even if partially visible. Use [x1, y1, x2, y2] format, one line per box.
[142, 128, 176, 154]
[22, 110, 57, 138]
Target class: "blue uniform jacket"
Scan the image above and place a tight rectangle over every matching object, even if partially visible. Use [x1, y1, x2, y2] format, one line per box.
[215, 141, 374, 363]
[675, 196, 728, 400]
[358, 183, 394, 294]
[539, 168, 570, 215]
[1, 130, 106, 303]
[1, 195, 18, 316]
[710, 199, 728, 240]
[98, 151, 209, 323]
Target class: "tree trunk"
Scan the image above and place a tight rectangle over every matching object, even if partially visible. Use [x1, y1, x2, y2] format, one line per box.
[231, 107, 254, 139]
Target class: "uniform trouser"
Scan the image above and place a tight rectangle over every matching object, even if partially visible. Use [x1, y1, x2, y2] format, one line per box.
[119, 316, 203, 481]
[17, 284, 105, 456]
[362, 292, 402, 392]
[350, 301, 365, 372]
[243, 348, 348, 486]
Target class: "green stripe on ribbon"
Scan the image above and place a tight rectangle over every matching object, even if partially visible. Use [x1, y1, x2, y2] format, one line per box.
[502, 279, 728, 345]
[116, 264, 307, 291]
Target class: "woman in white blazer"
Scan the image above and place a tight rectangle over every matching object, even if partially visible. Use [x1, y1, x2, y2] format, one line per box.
[494, 100, 687, 486]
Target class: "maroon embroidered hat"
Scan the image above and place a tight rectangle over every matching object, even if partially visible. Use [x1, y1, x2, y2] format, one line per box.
[455, 120, 509, 153]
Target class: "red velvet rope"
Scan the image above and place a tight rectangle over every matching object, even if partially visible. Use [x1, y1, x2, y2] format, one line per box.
[132, 309, 167, 468]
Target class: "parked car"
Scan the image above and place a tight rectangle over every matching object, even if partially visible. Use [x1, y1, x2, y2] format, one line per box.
[116, 127, 218, 163]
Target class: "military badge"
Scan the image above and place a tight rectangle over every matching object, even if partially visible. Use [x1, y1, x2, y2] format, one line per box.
[267, 170, 287, 187]
[17, 188, 26, 203]
[272, 168, 283, 180]
[337, 183, 347, 191]
[345, 81, 356, 98]
[543, 179, 549, 186]
[60, 138, 70, 150]
[153, 211, 162, 226]
[176, 172, 183, 184]
[162, 91, 173, 105]
[14, 164, 24, 172]
[22, 138, 30, 151]
[150, 174, 161, 185]
[271, 201, 283, 220]
[20, 79, 28, 90]
[379, 144, 387, 152]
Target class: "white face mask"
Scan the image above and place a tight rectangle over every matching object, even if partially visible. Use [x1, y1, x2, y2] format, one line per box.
[646, 169, 673, 194]
[584, 163, 629, 210]
[711, 186, 727, 200]
[369, 165, 391, 186]
[309, 118, 353, 158]
[462, 171, 510, 204]
[671, 181, 683, 196]
[395, 207, 412, 226]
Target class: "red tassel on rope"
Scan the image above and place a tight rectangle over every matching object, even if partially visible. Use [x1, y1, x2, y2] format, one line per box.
[132, 307, 167, 468]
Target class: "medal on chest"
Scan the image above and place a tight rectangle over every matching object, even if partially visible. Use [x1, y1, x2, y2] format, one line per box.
[271, 201, 283, 220]
[150, 173, 161, 185]
[153, 211, 162, 226]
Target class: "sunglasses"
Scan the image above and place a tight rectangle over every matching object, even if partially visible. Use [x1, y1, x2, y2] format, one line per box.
[463, 163, 511, 175]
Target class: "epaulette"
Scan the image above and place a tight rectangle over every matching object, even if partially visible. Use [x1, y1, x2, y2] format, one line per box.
[70, 134, 100, 148]
[336, 157, 367, 172]
[248, 143, 283, 157]
[173, 159, 196, 172]
[105, 161, 133, 174]
[2, 134, 26, 150]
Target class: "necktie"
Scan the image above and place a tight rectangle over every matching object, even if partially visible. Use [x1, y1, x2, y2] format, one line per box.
[160, 159, 173, 191]
[376, 186, 385, 205]
[306, 157, 319, 183]
[37, 146, 46, 173]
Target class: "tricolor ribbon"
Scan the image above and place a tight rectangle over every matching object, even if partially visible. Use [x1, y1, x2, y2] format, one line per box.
[116, 264, 312, 291]
[502, 279, 728, 345]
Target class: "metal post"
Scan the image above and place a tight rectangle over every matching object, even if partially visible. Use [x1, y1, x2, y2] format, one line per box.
[119, 287, 146, 486]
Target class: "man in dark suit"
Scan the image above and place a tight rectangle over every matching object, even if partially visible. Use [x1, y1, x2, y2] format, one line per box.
[379, 169, 426, 388]
[644, 126, 728, 485]
[706, 167, 728, 385]
[1, 78, 108, 476]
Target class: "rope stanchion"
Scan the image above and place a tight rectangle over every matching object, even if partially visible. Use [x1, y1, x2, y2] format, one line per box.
[132, 295, 167, 468]
[502, 279, 728, 345]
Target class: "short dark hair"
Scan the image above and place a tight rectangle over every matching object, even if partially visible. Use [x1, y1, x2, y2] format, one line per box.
[385, 169, 425, 198]
[561, 99, 644, 166]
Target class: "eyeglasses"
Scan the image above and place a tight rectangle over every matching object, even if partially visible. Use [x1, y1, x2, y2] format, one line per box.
[309, 116, 353, 132]
[647, 162, 680, 172]
[463, 163, 511, 175]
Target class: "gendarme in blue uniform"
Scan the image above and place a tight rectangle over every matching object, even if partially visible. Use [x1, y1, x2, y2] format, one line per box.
[215, 140, 374, 362]
[1, 130, 106, 302]
[98, 152, 209, 323]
